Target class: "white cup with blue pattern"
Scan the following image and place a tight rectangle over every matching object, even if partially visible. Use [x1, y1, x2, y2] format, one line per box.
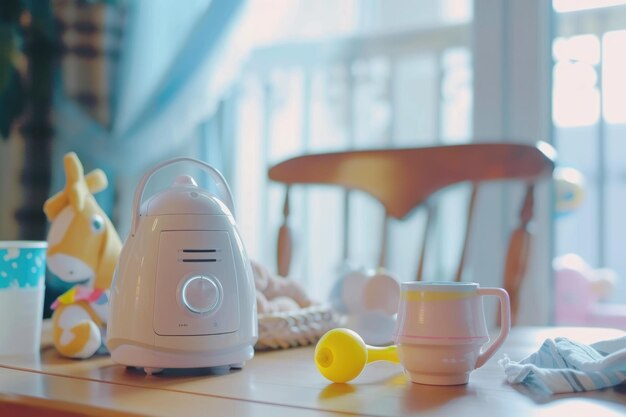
[0, 241, 47, 355]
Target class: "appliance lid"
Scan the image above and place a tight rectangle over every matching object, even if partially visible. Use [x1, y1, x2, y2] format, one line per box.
[142, 175, 232, 216]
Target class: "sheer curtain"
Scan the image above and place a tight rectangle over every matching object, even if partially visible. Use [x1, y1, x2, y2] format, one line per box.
[52, 0, 244, 234]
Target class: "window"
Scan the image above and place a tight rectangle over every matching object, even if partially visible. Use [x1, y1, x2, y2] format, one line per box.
[232, 1, 474, 301]
[553, 1, 626, 303]
[224, 1, 553, 324]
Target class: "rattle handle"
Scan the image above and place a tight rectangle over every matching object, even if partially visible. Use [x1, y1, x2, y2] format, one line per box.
[367, 345, 399, 364]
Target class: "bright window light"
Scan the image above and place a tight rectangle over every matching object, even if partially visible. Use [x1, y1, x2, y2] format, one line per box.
[554, 0, 626, 13]
[441, 0, 472, 23]
[553, 35, 600, 64]
[603, 31, 626, 124]
[552, 35, 601, 127]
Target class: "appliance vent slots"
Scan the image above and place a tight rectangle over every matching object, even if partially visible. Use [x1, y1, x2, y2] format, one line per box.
[182, 259, 217, 263]
[179, 248, 220, 263]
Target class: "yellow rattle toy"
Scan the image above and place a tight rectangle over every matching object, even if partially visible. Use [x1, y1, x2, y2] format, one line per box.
[314, 328, 399, 383]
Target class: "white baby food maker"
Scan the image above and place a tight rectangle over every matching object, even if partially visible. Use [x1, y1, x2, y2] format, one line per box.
[107, 157, 257, 374]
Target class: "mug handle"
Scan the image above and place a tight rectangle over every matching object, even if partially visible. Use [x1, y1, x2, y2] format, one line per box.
[475, 287, 511, 368]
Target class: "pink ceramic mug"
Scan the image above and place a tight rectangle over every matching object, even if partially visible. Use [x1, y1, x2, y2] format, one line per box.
[393, 281, 510, 385]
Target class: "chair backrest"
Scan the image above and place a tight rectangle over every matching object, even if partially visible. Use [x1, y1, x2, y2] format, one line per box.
[268, 142, 556, 324]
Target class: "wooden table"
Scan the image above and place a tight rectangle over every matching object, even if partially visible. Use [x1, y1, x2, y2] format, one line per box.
[0, 325, 625, 416]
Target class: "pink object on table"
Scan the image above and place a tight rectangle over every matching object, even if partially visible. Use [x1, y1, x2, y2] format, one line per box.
[554, 254, 626, 328]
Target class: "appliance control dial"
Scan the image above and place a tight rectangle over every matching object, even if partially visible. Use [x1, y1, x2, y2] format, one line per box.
[180, 275, 221, 314]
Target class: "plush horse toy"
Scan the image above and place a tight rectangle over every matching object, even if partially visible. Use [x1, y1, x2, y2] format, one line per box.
[44, 153, 122, 358]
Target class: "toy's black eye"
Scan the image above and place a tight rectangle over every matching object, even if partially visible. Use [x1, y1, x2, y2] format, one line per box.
[91, 214, 105, 233]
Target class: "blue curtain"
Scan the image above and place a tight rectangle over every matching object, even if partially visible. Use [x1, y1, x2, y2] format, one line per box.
[52, 0, 244, 215]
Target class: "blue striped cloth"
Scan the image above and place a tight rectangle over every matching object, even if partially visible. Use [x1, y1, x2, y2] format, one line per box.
[499, 336, 626, 394]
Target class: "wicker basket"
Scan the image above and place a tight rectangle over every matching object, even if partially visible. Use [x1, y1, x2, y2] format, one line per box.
[255, 304, 341, 350]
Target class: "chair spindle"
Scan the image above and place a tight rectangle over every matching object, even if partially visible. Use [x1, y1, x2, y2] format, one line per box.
[455, 183, 479, 282]
[416, 202, 436, 281]
[503, 183, 535, 325]
[378, 215, 390, 270]
[277, 186, 292, 277]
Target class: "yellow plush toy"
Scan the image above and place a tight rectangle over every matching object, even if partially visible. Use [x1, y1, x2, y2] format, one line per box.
[44, 153, 122, 358]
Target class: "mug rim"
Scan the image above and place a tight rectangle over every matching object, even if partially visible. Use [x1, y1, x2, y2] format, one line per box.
[0, 241, 48, 249]
[400, 281, 478, 292]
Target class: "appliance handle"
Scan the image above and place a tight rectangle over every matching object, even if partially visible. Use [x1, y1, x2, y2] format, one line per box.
[131, 157, 236, 236]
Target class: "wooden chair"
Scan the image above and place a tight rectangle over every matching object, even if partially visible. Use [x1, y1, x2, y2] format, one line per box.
[268, 142, 556, 325]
